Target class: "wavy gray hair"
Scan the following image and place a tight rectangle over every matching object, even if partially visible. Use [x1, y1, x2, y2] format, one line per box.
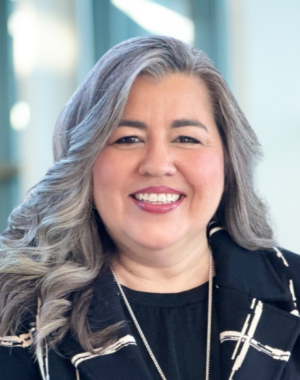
[0, 35, 274, 352]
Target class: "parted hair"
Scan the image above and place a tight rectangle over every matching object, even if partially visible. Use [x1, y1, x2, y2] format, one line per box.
[0, 35, 274, 352]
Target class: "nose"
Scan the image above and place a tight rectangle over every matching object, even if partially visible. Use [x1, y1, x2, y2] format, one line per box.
[138, 142, 177, 177]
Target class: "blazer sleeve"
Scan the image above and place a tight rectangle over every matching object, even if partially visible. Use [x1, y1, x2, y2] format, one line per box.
[0, 345, 42, 380]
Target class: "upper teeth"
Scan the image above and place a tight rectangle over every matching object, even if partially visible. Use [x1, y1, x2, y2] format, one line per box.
[133, 193, 181, 202]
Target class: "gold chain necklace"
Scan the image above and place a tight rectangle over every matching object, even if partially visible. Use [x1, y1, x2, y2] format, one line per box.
[111, 249, 213, 380]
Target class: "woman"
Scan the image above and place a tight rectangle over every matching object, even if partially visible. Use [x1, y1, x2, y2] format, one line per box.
[0, 35, 300, 380]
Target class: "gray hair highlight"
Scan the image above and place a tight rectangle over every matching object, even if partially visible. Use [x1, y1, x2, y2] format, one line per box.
[0, 36, 274, 352]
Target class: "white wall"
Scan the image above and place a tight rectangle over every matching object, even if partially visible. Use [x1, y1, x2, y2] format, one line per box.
[228, 0, 300, 252]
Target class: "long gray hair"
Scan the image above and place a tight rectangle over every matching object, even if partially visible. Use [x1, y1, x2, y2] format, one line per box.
[0, 35, 274, 352]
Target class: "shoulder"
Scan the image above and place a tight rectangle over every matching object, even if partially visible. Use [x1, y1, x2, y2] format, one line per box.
[210, 227, 300, 302]
[280, 247, 300, 268]
[0, 298, 37, 347]
[267, 246, 300, 281]
[278, 247, 300, 293]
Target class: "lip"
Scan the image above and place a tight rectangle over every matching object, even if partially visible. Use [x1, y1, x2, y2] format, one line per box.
[131, 194, 185, 214]
[131, 186, 185, 195]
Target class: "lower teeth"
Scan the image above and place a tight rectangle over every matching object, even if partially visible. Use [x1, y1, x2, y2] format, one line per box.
[136, 200, 178, 205]
[148, 201, 173, 205]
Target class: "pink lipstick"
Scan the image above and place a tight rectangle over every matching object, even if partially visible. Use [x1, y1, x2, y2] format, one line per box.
[130, 186, 185, 214]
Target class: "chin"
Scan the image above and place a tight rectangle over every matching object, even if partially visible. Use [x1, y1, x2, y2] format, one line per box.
[134, 235, 180, 251]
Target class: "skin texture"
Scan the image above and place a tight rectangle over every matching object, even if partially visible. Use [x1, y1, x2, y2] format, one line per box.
[92, 73, 224, 292]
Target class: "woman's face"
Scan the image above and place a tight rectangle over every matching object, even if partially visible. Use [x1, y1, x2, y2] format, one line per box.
[92, 73, 224, 255]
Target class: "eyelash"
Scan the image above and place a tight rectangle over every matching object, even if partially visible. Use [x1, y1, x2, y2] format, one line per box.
[114, 135, 201, 144]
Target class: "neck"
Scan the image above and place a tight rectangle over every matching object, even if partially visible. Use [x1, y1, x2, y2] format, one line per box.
[111, 240, 213, 293]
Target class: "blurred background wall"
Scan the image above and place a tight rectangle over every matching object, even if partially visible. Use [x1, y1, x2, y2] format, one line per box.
[0, 0, 299, 252]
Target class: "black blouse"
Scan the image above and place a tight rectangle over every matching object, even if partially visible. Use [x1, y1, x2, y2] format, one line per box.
[121, 280, 221, 380]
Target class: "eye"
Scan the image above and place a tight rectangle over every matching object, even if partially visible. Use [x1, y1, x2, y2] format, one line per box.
[114, 136, 143, 144]
[174, 136, 201, 144]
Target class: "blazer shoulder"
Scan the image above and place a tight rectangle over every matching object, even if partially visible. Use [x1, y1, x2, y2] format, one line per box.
[280, 247, 300, 265]
[280, 248, 300, 287]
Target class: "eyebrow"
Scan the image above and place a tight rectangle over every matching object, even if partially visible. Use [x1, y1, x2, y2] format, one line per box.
[118, 118, 208, 132]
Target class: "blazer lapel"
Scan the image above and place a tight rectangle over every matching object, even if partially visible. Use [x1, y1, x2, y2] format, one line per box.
[57, 266, 153, 380]
[215, 287, 300, 380]
[209, 227, 300, 380]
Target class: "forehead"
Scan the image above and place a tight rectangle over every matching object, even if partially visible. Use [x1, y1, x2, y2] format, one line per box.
[122, 73, 214, 121]
[125, 73, 212, 108]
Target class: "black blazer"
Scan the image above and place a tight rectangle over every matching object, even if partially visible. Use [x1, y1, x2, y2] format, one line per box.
[1, 225, 300, 380]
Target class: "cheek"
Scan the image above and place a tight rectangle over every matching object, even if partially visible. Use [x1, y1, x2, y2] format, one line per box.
[92, 153, 126, 230]
[92, 156, 120, 212]
[92, 151, 126, 194]
[187, 151, 224, 194]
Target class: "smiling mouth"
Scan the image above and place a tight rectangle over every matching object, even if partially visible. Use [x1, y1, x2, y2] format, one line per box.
[130, 193, 184, 205]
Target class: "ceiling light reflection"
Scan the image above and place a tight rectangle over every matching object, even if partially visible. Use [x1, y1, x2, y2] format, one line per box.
[10, 101, 31, 131]
[111, 0, 194, 45]
[8, 5, 77, 76]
